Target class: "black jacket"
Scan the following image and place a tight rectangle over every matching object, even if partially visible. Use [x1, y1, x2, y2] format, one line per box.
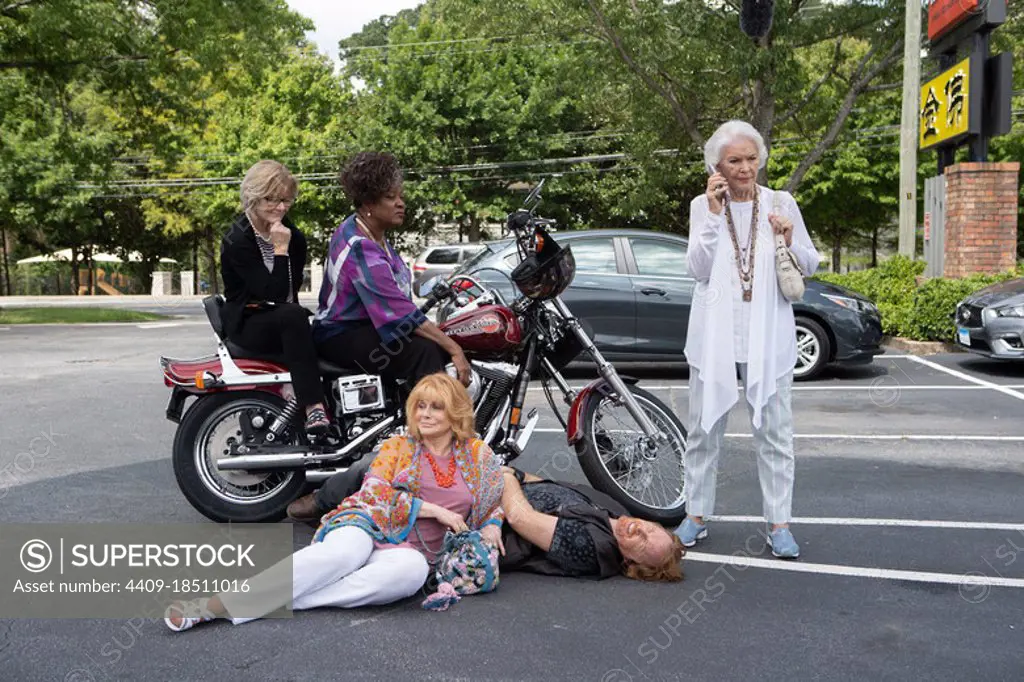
[500, 481, 628, 580]
[220, 213, 307, 339]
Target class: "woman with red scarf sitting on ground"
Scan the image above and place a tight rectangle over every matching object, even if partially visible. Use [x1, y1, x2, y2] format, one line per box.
[164, 373, 504, 630]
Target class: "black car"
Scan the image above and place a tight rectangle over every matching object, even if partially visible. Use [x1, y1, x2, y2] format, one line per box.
[439, 229, 884, 380]
[955, 278, 1024, 361]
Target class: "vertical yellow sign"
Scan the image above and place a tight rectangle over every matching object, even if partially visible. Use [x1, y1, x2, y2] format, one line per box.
[919, 57, 971, 150]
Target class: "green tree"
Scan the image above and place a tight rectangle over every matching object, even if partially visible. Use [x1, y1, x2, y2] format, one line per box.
[140, 47, 352, 292]
[461, 0, 905, 195]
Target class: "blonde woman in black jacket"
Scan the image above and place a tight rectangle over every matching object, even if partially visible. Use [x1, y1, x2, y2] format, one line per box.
[220, 160, 328, 436]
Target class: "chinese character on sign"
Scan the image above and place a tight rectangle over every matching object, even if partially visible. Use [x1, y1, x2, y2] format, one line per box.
[920, 87, 942, 141]
[944, 70, 965, 129]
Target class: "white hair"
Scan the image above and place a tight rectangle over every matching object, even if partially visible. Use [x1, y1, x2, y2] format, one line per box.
[703, 120, 769, 174]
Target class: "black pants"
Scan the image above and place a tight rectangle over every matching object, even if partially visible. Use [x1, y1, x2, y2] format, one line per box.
[315, 321, 449, 387]
[231, 304, 323, 408]
[313, 456, 372, 512]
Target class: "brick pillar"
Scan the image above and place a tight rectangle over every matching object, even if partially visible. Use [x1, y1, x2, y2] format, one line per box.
[943, 162, 1020, 278]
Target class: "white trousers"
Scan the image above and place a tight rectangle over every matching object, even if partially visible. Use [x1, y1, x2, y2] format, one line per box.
[220, 525, 429, 625]
[684, 364, 796, 524]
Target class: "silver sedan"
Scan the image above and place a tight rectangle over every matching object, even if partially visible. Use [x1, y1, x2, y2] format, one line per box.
[955, 278, 1024, 360]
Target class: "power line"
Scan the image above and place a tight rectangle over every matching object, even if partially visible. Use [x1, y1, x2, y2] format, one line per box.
[341, 34, 549, 52]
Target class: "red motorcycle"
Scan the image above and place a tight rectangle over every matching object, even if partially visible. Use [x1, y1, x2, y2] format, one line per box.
[160, 181, 687, 524]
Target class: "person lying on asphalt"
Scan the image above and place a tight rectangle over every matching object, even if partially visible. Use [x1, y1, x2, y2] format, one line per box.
[289, 460, 684, 583]
[498, 467, 685, 582]
[164, 373, 504, 631]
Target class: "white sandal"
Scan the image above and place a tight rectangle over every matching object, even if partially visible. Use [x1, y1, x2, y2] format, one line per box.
[164, 598, 216, 632]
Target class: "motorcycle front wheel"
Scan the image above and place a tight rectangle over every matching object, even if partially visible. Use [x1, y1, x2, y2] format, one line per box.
[172, 391, 310, 522]
[575, 385, 687, 526]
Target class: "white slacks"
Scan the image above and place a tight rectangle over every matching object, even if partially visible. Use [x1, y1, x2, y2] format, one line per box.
[220, 525, 429, 625]
[684, 364, 796, 524]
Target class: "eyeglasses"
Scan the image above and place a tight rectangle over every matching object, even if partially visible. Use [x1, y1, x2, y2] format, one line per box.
[260, 197, 295, 208]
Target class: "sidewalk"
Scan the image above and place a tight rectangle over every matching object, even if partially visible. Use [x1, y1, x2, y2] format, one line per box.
[0, 294, 320, 310]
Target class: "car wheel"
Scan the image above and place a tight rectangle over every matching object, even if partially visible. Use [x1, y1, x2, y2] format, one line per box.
[794, 317, 830, 381]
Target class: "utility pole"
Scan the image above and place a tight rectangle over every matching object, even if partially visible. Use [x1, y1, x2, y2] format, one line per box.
[898, 0, 922, 258]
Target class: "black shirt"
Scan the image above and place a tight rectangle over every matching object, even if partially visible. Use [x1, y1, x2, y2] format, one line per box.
[500, 481, 627, 579]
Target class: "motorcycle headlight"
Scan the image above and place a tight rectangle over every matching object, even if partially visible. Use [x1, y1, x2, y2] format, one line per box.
[995, 304, 1024, 318]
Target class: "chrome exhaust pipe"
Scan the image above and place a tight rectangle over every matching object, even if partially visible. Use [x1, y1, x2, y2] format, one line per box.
[216, 416, 396, 471]
[304, 467, 352, 483]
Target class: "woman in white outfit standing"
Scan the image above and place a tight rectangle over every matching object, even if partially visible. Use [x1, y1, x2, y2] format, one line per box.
[675, 120, 821, 559]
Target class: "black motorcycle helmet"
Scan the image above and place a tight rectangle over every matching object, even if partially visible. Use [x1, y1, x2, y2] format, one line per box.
[510, 227, 576, 301]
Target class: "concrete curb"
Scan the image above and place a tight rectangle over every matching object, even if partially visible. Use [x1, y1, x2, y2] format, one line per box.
[882, 336, 965, 356]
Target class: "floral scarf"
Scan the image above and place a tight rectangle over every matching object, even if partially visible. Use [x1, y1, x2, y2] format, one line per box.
[313, 435, 504, 545]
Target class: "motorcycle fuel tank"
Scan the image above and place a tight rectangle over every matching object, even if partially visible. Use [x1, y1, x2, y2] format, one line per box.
[439, 304, 522, 357]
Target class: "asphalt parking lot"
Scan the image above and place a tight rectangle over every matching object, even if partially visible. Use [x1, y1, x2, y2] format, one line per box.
[1, 319, 1023, 681]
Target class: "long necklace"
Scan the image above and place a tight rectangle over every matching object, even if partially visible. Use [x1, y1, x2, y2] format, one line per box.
[355, 216, 387, 250]
[424, 449, 458, 488]
[724, 191, 759, 302]
[246, 210, 273, 242]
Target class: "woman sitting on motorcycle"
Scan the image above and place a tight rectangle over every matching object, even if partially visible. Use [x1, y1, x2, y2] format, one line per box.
[220, 160, 329, 436]
[311, 151, 470, 387]
[165, 372, 505, 631]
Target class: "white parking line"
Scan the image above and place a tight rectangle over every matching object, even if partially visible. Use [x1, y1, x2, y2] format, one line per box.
[526, 384, 1024, 392]
[906, 355, 1024, 402]
[706, 515, 1024, 531]
[532, 428, 1024, 441]
[725, 433, 1024, 441]
[684, 551, 1024, 589]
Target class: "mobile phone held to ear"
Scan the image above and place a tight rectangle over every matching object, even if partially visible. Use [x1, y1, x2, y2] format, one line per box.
[707, 165, 728, 203]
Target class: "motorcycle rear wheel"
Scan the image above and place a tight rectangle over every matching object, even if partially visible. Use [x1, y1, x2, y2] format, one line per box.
[172, 391, 310, 523]
[575, 385, 687, 526]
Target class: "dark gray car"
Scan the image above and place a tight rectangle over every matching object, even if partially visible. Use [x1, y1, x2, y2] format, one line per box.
[955, 278, 1024, 360]
[440, 229, 884, 380]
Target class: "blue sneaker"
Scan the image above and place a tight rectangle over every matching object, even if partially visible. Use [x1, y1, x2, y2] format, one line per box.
[674, 518, 708, 547]
[767, 527, 800, 559]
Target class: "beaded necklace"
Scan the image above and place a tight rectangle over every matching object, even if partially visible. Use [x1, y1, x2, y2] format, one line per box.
[723, 192, 759, 302]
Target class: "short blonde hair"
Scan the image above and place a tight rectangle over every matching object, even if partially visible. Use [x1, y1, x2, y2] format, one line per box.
[240, 160, 299, 212]
[405, 373, 476, 442]
[703, 120, 769, 175]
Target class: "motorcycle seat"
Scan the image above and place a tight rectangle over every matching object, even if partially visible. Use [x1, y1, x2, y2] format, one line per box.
[223, 340, 357, 379]
[203, 294, 228, 340]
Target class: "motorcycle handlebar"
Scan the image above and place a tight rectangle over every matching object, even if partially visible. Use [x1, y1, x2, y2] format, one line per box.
[419, 280, 453, 315]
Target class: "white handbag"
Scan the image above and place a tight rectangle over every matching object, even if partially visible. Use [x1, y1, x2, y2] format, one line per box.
[773, 191, 805, 302]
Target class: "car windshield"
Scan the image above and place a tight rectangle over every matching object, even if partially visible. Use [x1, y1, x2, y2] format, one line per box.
[454, 240, 510, 275]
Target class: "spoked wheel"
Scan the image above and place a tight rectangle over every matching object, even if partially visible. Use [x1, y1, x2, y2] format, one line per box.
[575, 385, 687, 525]
[172, 391, 309, 522]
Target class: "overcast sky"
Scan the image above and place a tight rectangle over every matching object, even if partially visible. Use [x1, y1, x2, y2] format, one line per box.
[285, 0, 423, 64]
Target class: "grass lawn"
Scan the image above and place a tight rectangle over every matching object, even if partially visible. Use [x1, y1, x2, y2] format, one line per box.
[0, 307, 168, 324]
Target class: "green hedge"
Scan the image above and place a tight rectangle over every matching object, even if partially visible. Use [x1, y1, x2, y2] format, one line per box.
[814, 256, 1024, 342]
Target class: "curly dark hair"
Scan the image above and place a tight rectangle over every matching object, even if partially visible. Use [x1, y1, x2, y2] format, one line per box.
[340, 152, 404, 208]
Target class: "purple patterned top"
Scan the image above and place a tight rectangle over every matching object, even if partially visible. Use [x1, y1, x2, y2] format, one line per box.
[313, 214, 427, 344]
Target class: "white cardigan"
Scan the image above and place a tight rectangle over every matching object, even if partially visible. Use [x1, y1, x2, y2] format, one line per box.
[684, 185, 821, 432]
